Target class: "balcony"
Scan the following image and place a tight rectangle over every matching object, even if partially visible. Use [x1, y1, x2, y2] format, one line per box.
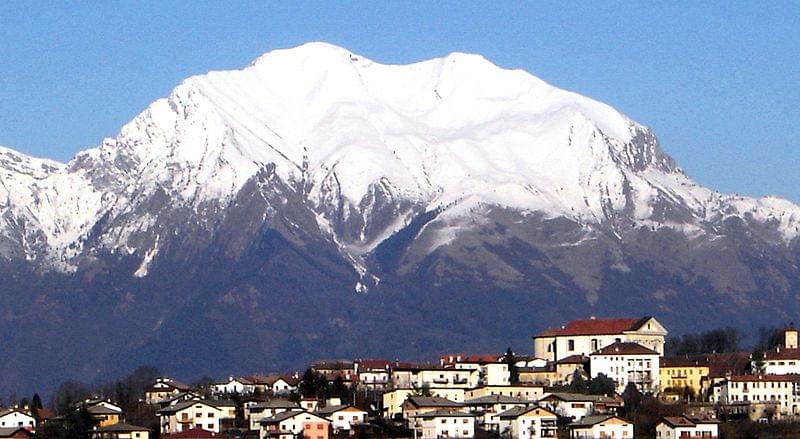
[453, 378, 468, 385]
[433, 378, 449, 384]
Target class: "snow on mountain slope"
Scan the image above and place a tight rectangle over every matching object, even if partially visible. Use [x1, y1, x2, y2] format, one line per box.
[1, 42, 799, 271]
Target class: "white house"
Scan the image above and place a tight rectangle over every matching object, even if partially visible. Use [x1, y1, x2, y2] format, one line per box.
[756, 327, 800, 375]
[568, 415, 633, 439]
[258, 410, 330, 439]
[539, 393, 596, 421]
[412, 410, 475, 439]
[655, 416, 719, 439]
[442, 354, 511, 386]
[589, 341, 660, 394]
[0, 409, 35, 431]
[497, 406, 558, 439]
[533, 317, 667, 362]
[315, 405, 367, 433]
[267, 376, 299, 395]
[464, 395, 530, 432]
[720, 374, 800, 416]
[156, 399, 236, 434]
[392, 366, 480, 390]
[211, 376, 255, 395]
[354, 359, 391, 391]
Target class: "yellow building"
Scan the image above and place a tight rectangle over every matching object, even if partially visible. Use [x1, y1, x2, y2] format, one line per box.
[659, 357, 710, 396]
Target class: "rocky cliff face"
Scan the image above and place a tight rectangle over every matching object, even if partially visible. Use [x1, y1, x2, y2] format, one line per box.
[1, 43, 799, 395]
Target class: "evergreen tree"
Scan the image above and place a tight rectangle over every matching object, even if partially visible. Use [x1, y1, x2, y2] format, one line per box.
[567, 369, 588, 393]
[588, 374, 616, 396]
[503, 347, 519, 385]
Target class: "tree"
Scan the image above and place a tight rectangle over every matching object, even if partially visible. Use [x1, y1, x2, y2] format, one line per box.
[299, 369, 328, 398]
[750, 347, 765, 374]
[30, 393, 43, 418]
[503, 347, 520, 385]
[567, 369, 588, 394]
[411, 382, 432, 397]
[621, 382, 642, 418]
[588, 374, 616, 396]
[50, 380, 89, 414]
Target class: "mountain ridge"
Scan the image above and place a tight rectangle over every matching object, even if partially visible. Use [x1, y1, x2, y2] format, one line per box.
[1, 42, 800, 395]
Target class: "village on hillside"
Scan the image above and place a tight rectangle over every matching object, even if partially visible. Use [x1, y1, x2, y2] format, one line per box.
[3, 316, 800, 439]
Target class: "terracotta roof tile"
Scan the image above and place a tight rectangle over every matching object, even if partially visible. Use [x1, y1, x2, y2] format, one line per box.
[535, 317, 647, 337]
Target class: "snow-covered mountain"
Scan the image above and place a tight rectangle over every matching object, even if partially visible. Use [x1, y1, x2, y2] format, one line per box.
[2, 42, 800, 394]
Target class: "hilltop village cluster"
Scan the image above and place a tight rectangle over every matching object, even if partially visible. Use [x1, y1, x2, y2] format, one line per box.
[4, 316, 800, 439]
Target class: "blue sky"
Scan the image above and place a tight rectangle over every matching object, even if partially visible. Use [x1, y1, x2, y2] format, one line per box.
[1, 2, 798, 201]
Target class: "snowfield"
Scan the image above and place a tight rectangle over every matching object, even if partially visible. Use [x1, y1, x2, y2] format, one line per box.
[1, 42, 799, 272]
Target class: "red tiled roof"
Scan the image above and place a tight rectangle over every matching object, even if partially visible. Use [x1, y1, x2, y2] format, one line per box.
[592, 342, 658, 356]
[356, 359, 391, 369]
[764, 347, 800, 361]
[556, 355, 589, 364]
[705, 352, 751, 378]
[535, 318, 645, 337]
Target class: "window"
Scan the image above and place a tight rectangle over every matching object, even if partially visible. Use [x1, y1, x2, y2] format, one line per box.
[208, 412, 215, 418]
[568, 340, 575, 351]
[317, 424, 323, 430]
[196, 412, 202, 418]
[592, 339, 599, 351]
[208, 424, 214, 429]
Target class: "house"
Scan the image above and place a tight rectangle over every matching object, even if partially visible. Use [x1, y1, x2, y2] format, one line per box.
[0, 409, 35, 432]
[554, 355, 590, 385]
[382, 389, 415, 419]
[0, 427, 34, 438]
[518, 365, 558, 386]
[311, 361, 355, 376]
[497, 406, 558, 439]
[533, 316, 667, 362]
[145, 378, 193, 404]
[719, 374, 800, 417]
[589, 342, 660, 393]
[87, 405, 123, 427]
[156, 392, 204, 409]
[568, 415, 633, 439]
[655, 416, 719, 439]
[391, 365, 479, 390]
[701, 352, 751, 403]
[659, 356, 710, 398]
[464, 395, 530, 432]
[156, 399, 236, 434]
[266, 375, 300, 395]
[299, 398, 319, 412]
[314, 405, 367, 433]
[757, 327, 800, 375]
[442, 354, 510, 386]
[411, 410, 475, 439]
[258, 410, 330, 439]
[538, 393, 596, 421]
[91, 423, 151, 439]
[400, 396, 463, 422]
[354, 359, 391, 391]
[83, 399, 124, 413]
[464, 384, 545, 401]
[211, 376, 255, 395]
[245, 399, 302, 431]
